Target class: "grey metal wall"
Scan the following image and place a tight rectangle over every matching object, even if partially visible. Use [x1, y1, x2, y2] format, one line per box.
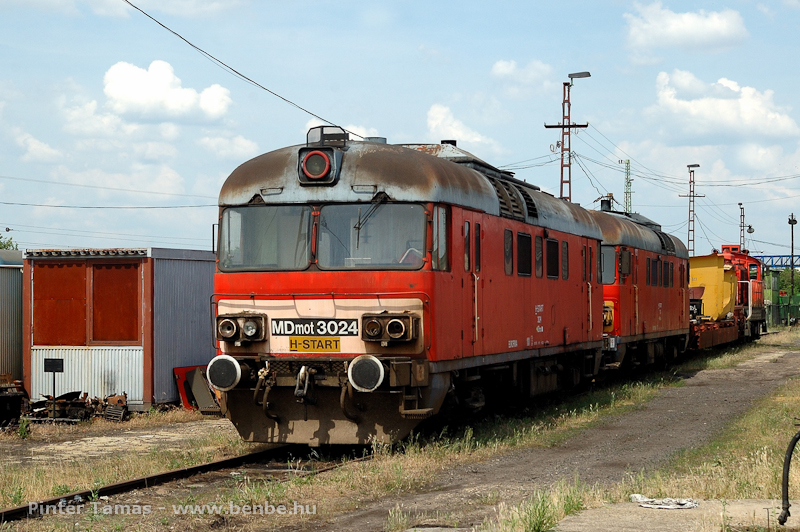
[30, 346, 144, 404]
[0, 266, 23, 379]
[152, 250, 216, 403]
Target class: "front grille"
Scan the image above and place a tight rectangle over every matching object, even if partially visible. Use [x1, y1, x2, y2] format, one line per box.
[268, 360, 347, 377]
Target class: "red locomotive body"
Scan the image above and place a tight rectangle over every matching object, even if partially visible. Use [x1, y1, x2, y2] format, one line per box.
[209, 128, 609, 445]
[588, 207, 690, 367]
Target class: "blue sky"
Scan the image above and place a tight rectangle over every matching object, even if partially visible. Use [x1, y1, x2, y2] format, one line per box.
[1, 0, 799, 257]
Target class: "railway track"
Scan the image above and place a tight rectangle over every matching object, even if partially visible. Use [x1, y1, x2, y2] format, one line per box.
[0, 445, 370, 523]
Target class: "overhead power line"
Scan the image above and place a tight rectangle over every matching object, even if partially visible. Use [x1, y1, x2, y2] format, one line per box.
[0, 174, 217, 199]
[121, 0, 359, 138]
[0, 201, 215, 209]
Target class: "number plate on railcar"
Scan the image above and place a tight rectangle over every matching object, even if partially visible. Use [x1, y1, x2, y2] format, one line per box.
[289, 337, 341, 352]
[271, 318, 359, 336]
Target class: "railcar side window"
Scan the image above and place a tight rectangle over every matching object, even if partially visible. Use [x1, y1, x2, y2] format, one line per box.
[663, 260, 669, 287]
[504, 229, 513, 275]
[546, 239, 559, 278]
[749, 264, 758, 280]
[518, 233, 532, 276]
[620, 250, 632, 276]
[670, 262, 674, 287]
[464, 221, 470, 272]
[581, 245, 586, 281]
[535, 236, 543, 278]
[652, 259, 660, 286]
[475, 223, 481, 272]
[646, 258, 651, 286]
[601, 245, 617, 285]
[596, 243, 601, 283]
[219, 205, 312, 271]
[432, 205, 449, 271]
[588, 245, 593, 282]
[562, 241, 569, 280]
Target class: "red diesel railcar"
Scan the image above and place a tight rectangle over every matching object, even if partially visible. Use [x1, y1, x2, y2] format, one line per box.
[208, 127, 615, 445]
[588, 206, 690, 367]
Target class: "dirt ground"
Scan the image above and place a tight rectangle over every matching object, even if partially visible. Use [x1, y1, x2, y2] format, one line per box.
[1, 417, 236, 465]
[290, 347, 800, 532]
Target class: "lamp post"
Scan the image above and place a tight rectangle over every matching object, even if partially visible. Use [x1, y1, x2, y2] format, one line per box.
[680, 164, 702, 256]
[544, 71, 590, 202]
[790, 213, 797, 323]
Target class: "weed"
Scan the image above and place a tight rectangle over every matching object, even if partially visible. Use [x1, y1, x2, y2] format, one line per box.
[385, 504, 410, 532]
[2, 486, 24, 507]
[17, 417, 30, 439]
[51, 483, 76, 496]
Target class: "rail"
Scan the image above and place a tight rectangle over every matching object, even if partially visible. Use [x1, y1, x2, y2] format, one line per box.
[0, 446, 370, 523]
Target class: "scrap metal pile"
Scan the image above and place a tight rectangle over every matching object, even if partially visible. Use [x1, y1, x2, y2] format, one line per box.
[26, 392, 129, 422]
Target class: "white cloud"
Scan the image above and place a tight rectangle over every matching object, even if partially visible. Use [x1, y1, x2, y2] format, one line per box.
[62, 99, 139, 137]
[736, 144, 783, 170]
[491, 59, 554, 96]
[104, 60, 231, 120]
[159, 123, 180, 141]
[625, 2, 748, 54]
[132, 142, 178, 161]
[426, 104, 502, 154]
[197, 135, 259, 159]
[13, 128, 63, 162]
[53, 164, 185, 197]
[649, 70, 800, 140]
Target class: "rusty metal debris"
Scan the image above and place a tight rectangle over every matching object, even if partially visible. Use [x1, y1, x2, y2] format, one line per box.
[25, 391, 128, 423]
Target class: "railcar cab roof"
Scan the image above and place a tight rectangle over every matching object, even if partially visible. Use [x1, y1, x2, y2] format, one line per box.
[218, 127, 602, 240]
[588, 207, 688, 258]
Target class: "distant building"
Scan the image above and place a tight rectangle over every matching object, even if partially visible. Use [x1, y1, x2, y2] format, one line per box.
[23, 248, 216, 409]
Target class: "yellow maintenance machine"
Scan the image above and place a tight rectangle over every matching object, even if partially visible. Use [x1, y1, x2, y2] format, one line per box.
[687, 253, 741, 348]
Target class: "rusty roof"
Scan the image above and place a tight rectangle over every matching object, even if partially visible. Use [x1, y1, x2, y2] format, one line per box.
[219, 142, 499, 213]
[218, 141, 604, 240]
[588, 210, 688, 258]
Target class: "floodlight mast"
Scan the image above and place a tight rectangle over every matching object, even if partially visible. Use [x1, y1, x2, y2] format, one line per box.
[679, 164, 703, 257]
[545, 71, 591, 202]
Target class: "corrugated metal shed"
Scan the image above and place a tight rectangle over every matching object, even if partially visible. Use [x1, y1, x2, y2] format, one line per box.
[0, 250, 23, 379]
[30, 346, 144, 403]
[23, 248, 215, 409]
[152, 249, 216, 403]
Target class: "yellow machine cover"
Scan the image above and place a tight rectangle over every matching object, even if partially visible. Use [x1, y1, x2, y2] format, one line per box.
[689, 254, 737, 321]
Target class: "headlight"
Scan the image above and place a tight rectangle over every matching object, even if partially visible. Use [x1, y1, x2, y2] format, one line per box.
[215, 314, 267, 342]
[242, 320, 259, 338]
[218, 318, 238, 339]
[364, 319, 383, 338]
[386, 319, 406, 339]
[360, 313, 418, 343]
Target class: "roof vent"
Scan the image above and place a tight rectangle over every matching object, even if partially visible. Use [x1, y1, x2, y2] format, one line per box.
[488, 177, 525, 220]
[655, 231, 676, 255]
[441, 140, 457, 146]
[364, 137, 387, 144]
[513, 184, 539, 219]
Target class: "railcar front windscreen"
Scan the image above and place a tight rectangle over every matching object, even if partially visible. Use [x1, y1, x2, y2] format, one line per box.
[317, 203, 426, 270]
[219, 206, 312, 271]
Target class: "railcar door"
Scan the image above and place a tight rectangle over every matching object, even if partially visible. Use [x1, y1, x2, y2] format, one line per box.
[460, 213, 484, 359]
